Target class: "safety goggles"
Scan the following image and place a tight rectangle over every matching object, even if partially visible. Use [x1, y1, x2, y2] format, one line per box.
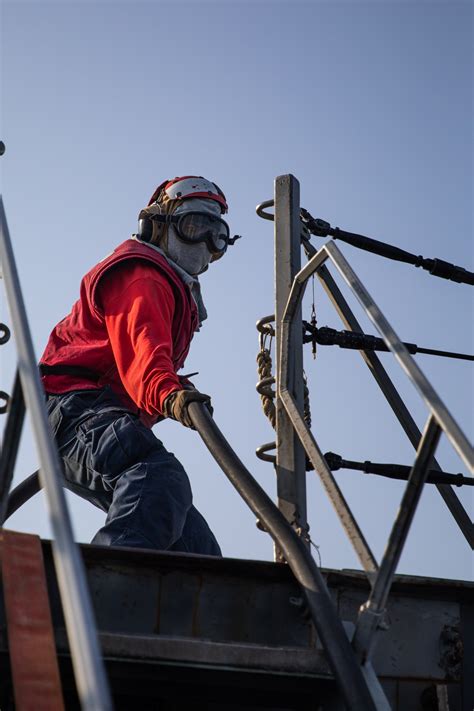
[151, 211, 233, 255]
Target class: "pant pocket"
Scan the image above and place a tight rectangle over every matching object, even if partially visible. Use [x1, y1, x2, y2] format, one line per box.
[111, 414, 160, 464]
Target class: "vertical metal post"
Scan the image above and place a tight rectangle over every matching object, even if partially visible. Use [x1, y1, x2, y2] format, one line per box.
[274, 175, 308, 556]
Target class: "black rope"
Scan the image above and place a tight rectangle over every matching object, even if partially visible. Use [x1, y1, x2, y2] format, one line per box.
[300, 208, 474, 286]
[302, 322, 474, 363]
[324, 452, 473, 487]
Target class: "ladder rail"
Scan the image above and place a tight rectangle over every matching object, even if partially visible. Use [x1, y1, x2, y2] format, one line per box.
[0, 197, 113, 711]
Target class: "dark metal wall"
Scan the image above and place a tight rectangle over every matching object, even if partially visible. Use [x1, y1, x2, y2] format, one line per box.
[1, 541, 470, 710]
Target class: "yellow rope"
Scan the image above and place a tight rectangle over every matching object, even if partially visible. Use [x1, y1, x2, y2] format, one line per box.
[256, 337, 319, 554]
[256, 347, 311, 430]
[256, 348, 276, 428]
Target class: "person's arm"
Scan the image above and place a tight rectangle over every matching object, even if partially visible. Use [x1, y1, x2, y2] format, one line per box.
[98, 262, 182, 416]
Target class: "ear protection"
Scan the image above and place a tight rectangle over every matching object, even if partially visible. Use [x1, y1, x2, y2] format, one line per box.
[137, 215, 153, 242]
[137, 204, 167, 243]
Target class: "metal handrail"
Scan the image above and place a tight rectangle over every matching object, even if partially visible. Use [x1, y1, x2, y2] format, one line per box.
[188, 401, 382, 711]
[0, 197, 113, 710]
[4, 470, 41, 521]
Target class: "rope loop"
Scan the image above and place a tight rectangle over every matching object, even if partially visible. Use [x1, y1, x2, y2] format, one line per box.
[256, 343, 312, 432]
[256, 347, 276, 429]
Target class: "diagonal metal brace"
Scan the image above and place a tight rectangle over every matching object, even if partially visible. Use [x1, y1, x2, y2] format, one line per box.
[279, 247, 379, 580]
[352, 414, 442, 664]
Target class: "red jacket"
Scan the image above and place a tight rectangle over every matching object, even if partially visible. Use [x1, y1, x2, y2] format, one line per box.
[40, 239, 199, 427]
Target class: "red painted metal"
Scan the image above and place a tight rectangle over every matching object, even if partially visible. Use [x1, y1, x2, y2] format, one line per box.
[0, 529, 64, 710]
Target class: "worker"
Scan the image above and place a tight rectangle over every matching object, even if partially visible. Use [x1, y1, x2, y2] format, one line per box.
[40, 176, 239, 556]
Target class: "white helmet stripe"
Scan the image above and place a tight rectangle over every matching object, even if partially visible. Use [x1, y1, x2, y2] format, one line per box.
[165, 177, 221, 201]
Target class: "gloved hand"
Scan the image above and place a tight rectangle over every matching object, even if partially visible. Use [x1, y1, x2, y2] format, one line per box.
[162, 388, 213, 429]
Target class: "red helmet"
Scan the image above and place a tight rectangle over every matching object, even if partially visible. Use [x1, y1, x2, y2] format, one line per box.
[147, 176, 228, 214]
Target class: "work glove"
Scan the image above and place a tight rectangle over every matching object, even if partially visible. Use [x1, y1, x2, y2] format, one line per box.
[162, 388, 213, 429]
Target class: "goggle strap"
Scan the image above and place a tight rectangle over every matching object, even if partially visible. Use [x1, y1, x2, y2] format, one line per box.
[148, 213, 238, 255]
[149, 214, 178, 225]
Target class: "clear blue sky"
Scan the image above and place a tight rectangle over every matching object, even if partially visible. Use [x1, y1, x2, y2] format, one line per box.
[1, 0, 472, 580]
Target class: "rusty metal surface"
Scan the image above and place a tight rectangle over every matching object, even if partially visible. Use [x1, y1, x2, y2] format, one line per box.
[54, 630, 332, 677]
[0, 539, 472, 709]
[35, 542, 474, 683]
[460, 602, 474, 711]
[44, 543, 314, 649]
[0, 530, 64, 711]
[337, 586, 462, 680]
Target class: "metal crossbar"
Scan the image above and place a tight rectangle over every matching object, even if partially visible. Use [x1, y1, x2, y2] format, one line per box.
[0, 197, 113, 710]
